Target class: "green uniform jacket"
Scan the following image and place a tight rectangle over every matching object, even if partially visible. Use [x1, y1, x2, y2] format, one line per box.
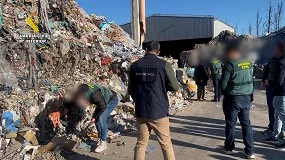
[85, 84, 114, 103]
[210, 60, 222, 75]
[221, 59, 254, 96]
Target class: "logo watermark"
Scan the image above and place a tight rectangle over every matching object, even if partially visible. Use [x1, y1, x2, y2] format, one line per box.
[14, 33, 50, 43]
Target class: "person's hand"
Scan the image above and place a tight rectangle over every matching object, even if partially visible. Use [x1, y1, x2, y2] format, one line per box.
[58, 92, 65, 99]
[172, 91, 180, 97]
[90, 118, 95, 123]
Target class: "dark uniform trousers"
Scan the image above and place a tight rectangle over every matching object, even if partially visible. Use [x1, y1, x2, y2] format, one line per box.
[223, 95, 254, 155]
[212, 74, 221, 101]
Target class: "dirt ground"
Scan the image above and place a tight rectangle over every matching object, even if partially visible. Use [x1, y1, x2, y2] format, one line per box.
[60, 87, 284, 160]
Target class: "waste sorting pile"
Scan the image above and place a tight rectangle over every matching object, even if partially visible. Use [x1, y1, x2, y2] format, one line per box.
[263, 26, 285, 42]
[0, 0, 141, 159]
[0, 0, 188, 159]
[160, 57, 193, 111]
[180, 30, 256, 67]
[259, 26, 285, 62]
[253, 27, 285, 78]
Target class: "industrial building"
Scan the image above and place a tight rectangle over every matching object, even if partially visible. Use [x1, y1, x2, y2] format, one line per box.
[121, 14, 234, 65]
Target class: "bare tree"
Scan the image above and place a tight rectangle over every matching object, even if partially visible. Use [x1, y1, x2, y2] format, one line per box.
[263, 21, 268, 35]
[274, 12, 279, 31]
[265, 0, 273, 34]
[256, 10, 262, 36]
[274, 0, 284, 31]
[235, 18, 240, 32]
[248, 22, 252, 35]
[278, 1, 284, 30]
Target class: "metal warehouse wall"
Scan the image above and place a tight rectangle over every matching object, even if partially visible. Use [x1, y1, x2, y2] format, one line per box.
[213, 19, 235, 37]
[121, 23, 132, 38]
[121, 16, 214, 42]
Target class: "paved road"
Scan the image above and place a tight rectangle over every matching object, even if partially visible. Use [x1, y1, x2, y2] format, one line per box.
[69, 89, 284, 160]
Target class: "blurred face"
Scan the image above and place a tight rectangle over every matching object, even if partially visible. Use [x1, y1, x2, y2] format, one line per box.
[72, 92, 89, 108]
[76, 96, 89, 108]
[274, 45, 282, 57]
[226, 49, 240, 60]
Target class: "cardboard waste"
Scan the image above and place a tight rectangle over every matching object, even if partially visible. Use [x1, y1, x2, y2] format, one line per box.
[0, 0, 188, 159]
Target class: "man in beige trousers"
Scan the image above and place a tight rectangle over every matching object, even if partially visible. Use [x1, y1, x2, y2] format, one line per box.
[128, 41, 179, 160]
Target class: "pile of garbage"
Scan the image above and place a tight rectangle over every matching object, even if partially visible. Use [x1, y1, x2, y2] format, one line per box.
[258, 26, 285, 62]
[208, 30, 254, 45]
[263, 26, 285, 42]
[181, 30, 256, 67]
[0, 0, 189, 159]
[160, 57, 193, 110]
[0, 0, 142, 159]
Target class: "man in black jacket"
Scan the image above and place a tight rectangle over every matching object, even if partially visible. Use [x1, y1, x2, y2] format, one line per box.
[261, 55, 278, 135]
[271, 42, 285, 150]
[194, 61, 210, 101]
[128, 41, 179, 160]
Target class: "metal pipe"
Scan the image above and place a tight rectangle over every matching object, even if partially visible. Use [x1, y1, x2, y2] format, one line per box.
[131, 0, 140, 47]
[139, 0, 146, 44]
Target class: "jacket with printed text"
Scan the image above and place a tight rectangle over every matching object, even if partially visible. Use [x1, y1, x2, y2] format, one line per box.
[128, 54, 179, 119]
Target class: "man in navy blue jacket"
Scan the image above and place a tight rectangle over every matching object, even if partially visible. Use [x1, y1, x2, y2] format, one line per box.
[128, 41, 179, 160]
[272, 42, 285, 150]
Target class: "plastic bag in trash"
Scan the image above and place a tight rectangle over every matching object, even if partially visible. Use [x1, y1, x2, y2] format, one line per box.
[0, 43, 20, 89]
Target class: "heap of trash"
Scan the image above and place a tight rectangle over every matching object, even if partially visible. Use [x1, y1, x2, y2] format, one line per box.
[0, 0, 140, 159]
[258, 26, 285, 62]
[208, 30, 254, 45]
[0, 0, 189, 159]
[263, 26, 285, 42]
[180, 30, 257, 67]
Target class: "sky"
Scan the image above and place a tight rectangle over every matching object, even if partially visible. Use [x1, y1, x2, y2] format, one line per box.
[76, 0, 283, 35]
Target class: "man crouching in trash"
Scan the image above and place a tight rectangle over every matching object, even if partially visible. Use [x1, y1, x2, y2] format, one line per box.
[72, 83, 119, 153]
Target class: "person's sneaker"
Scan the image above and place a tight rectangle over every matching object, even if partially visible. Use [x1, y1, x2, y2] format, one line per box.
[265, 137, 280, 144]
[211, 99, 218, 102]
[95, 141, 107, 153]
[262, 128, 272, 135]
[243, 152, 256, 159]
[275, 143, 285, 151]
[221, 147, 234, 155]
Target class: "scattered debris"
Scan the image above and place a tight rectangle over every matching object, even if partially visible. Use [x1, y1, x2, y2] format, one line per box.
[116, 141, 126, 146]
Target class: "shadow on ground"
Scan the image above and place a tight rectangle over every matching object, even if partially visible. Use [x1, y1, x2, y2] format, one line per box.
[125, 114, 284, 160]
[60, 150, 100, 160]
[168, 115, 284, 160]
